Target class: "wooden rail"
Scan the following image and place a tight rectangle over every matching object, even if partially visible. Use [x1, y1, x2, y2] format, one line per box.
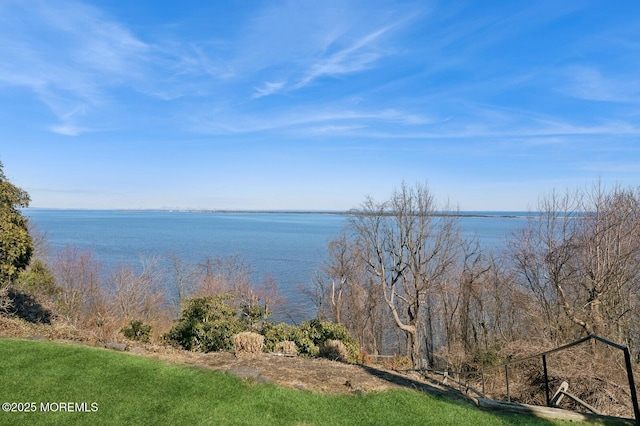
[551, 381, 600, 414]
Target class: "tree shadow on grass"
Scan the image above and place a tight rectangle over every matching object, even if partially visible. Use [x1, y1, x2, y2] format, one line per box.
[359, 364, 560, 425]
[360, 364, 468, 400]
[1, 288, 52, 324]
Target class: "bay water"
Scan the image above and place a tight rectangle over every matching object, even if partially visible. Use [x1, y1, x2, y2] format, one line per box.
[23, 209, 531, 319]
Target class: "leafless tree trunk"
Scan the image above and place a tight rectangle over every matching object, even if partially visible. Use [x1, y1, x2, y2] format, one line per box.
[450, 237, 490, 355]
[167, 253, 196, 314]
[52, 246, 104, 326]
[509, 183, 640, 348]
[108, 257, 165, 323]
[574, 183, 640, 342]
[509, 189, 584, 343]
[348, 182, 461, 368]
[315, 233, 389, 355]
[195, 254, 252, 298]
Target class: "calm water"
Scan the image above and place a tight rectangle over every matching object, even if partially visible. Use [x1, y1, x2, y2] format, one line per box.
[23, 209, 530, 318]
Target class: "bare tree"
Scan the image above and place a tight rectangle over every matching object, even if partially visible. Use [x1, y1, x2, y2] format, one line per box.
[440, 236, 490, 357]
[27, 222, 50, 261]
[348, 182, 461, 367]
[167, 253, 196, 313]
[195, 254, 252, 298]
[509, 189, 582, 343]
[317, 232, 389, 354]
[509, 183, 640, 348]
[52, 246, 104, 326]
[108, 257, 165, 324]
[186, 254, 277, 327]
[254, 273, 283, 321]
[323, 233, 359, 325]
[573, 184, 640, 343]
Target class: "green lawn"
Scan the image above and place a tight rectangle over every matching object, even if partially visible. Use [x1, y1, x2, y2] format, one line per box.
[0, 338, 568, 425]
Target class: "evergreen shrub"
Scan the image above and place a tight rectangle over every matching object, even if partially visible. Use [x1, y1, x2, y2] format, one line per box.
[121, 320, 152, 343]
[164, 295, 244, 352]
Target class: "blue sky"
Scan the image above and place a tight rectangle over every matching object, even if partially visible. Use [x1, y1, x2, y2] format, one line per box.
[1, 0, 639, 211]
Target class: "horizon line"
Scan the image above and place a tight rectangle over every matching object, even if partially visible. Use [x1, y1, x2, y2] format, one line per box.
[23, 207, 536, 218]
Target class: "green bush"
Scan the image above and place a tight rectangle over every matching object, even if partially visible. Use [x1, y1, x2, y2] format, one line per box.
[240, 303, 269, 328]
[292, 331, 319, 357]
[16, 259, 59, 297]
[260, 319, 359, 361]
[121, 320, 152, 343]
[164, 295, 244, 352]
[300, 319, 359, 362]
[260, 322, 317, 355]
[163, 298, 359, 360]
[261, 322, 296, 351]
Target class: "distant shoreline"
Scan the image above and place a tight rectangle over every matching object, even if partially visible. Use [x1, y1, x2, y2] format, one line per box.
[24, 207, 534, 219]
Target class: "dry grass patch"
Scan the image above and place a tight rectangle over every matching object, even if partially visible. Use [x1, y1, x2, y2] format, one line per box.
[320, 339, 351, 362]
[274, 340, 298, 355]
[233, 331, 264, 356]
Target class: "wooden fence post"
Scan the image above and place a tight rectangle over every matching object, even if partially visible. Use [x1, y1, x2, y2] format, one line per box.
[622, 347, 640, 425]
[505, 365, 510, 402]
[542, 354, 550, 406]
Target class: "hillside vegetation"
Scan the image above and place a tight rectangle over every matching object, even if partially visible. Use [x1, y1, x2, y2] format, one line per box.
[2, 164, 639, 420]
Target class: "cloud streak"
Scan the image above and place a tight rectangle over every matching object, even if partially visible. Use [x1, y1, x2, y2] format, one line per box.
[238, 1, 411, 97]
[560, 66, 640, 103]
[293, 25, 393, 89]
[253, 81, 287, 98]
[188, 105, 439, 135]
[0, 0, 148, 135]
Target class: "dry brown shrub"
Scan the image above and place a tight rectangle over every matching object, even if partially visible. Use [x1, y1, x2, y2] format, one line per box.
[0, 314, 38, 337]
[468, 338, 637, 419]
[319, 339, 350, 362]
[379, 355, 413, 371]
[274, 340, 298, 355]
[233, 331, 264, 356]
[108, 259, 166, 325]
[45, 322, 88, 342]
[84, 310, 121, 343]
[436, 342, 469, 373]
[49, 250, 171, 344]
[0, 314, 89, 343]
[147, 310, 176, 341]
[0, 287, 10, 314]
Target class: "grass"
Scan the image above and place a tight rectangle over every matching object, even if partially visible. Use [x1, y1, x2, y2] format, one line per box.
[0, 338, 574, 425]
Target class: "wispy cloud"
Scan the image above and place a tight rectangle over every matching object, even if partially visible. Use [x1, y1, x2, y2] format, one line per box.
[238, 1, 412, 97]
[579, 161, 640, 174]
[49, 123, 88, 137]
[186, 77, 640, 142]
[560, 66, 640, 103]
[293, 26, 393, 89]
[253, 81, 287, 98]
[0, 0, 148, 135]
[250, 23, 392, 98]
[0, 0, 425, 135]
[188, 105, 438, 135]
